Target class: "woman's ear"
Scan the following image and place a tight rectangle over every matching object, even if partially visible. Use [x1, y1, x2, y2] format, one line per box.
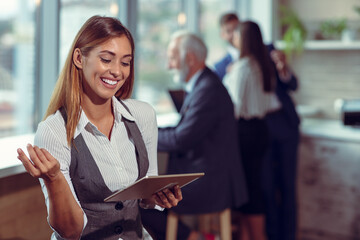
[73, 48, 83, 69]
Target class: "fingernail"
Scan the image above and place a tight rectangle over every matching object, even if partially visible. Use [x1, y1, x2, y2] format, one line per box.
[27, 143, 32, 148]
[17, 148, 22, 154]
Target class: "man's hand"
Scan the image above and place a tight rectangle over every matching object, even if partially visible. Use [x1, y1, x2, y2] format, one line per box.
[270, 50, 291, 81]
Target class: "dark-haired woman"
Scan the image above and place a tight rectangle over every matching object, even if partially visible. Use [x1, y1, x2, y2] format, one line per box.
[223, 20, 280, 240]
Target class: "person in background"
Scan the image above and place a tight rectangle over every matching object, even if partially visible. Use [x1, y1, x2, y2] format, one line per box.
[262, 45, 300, 240]
[16, 15, 182, 240]
[141, 30, 248, 240]
[216, 12, 300, 240]
[223, 20, 280, 240]
[213, 12, 240, 80]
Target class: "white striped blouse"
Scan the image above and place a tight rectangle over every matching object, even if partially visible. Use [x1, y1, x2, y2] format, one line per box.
[223, 56, 281, 120]
[35, 96, 158, 239]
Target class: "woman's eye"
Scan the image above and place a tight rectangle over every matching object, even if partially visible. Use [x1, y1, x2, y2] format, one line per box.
[100, 58, 111, 63]
[122, 62, 130, 67]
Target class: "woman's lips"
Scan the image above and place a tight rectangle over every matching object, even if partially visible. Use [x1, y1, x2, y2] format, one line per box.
[101, 77, 118, 89]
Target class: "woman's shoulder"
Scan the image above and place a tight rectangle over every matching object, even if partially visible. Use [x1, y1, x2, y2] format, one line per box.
[238, 56, 256, 65]
[35, 110, 67, 147]
[38, 110, 66, 131]
[120, 98, 156, 119]
[232, 57, 252, 69]
[238, 56, 261, 72]
[230, 57, 255, 74]
[119, 98, 157, 132]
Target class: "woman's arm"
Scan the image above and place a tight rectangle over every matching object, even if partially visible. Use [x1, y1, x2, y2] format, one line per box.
[17, 146, 83, 240]
[17, 116, 85, 240]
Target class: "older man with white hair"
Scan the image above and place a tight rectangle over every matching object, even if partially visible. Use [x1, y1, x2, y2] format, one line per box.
[141, 31, 248, 240]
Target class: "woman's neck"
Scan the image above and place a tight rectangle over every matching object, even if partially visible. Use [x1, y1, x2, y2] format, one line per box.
[81, 95, 114, 139]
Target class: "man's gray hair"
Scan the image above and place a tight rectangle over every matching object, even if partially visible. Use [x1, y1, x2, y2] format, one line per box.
[170, 30, 207, 62]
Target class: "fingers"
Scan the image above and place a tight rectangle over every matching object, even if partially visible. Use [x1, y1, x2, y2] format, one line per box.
[41, 148, 60, 168]
[152, 194, 166, 208]
[173, 185, 183, 201]
[40, 148, 61, 181]
[41, 148, 55, 161]
[34, 147, 56, 169]
[26, 144, 48, 175]
[154, 185, 182, 209]
[155, 189, 173, 208]
[17, 146, 41, 177]
[271, 50, 286, 63]
[17, 144, 60, 181]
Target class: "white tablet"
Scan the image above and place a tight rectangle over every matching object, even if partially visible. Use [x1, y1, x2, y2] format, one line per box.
[104, 172, 204, 202]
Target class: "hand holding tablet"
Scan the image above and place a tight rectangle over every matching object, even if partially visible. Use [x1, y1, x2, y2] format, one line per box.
[104, 173, 204, 202]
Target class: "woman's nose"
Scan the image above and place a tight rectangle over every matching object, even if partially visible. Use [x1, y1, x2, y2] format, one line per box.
[109, 63, 123, 79]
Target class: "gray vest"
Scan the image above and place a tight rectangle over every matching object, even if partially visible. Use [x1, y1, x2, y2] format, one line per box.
[60, 101, 149, 240]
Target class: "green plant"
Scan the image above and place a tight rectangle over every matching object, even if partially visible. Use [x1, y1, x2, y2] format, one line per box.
[354, 6, 360, 15]
[279, 5, 307, 59]
[354, 6, 360, 34]
[320, 18, 347, 39]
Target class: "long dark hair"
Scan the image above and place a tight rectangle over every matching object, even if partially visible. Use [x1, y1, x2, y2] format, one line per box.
[238, 21, 274, 92]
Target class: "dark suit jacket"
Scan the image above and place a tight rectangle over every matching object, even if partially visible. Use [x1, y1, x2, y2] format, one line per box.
[266, 44, 300, 129]
[158, 67, 248, 214]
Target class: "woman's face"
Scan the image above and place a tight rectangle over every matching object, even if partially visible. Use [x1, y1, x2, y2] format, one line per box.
[232, 30, 241, 50]
[75, 35, 132, 102]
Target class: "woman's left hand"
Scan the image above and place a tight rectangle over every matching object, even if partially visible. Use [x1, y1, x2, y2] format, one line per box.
[148, 185, 183, 209]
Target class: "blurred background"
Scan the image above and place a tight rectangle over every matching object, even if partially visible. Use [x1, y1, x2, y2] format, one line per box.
[0, 0, 360, 136]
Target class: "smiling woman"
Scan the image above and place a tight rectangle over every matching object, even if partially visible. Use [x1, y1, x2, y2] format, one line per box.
[16, 15, 183, 240]
[73, 36, 132, 108]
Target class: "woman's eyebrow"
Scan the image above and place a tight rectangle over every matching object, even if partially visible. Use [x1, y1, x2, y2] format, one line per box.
[99, 50, 132, 58]
[99, 50, 115, 56]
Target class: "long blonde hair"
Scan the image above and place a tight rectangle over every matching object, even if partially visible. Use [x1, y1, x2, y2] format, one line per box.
[44, 16, 135, 146]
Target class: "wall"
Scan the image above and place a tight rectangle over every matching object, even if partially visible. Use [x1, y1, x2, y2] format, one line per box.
[277, 0, 360, 120]
[287, 0, 360, 21]
[298, 134, 360, 240]
[291, 49, 360, 119]
[0, 173, 52, 240]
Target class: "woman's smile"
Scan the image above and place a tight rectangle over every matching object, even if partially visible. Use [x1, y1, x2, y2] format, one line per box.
[100, 77, 121, 89]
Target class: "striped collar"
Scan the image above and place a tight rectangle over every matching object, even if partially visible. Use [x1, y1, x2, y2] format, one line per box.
[74, 96, 135, 138]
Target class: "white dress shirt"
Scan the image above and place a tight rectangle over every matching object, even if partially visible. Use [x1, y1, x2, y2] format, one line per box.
[184, 68, 204, 93]
[35, 96, 158, 240]
[227, 45, 240, 62]
[223, 56, 281, 120]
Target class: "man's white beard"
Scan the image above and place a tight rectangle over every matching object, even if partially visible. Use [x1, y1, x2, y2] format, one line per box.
[172, 63, 189, 85]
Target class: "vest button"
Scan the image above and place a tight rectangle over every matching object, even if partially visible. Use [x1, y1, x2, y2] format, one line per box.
[115, 201, 124, 210]
[114, 225, 123, 234]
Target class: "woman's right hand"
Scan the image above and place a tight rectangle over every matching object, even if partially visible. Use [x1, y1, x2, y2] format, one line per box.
[17, 144, 61, 182]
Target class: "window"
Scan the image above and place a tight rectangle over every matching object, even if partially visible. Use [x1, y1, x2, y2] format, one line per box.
[199, 0, 234, 68]
[136, 0, 181, 114]
[59, 0, 119, 68]
[0, 1, 36, 138]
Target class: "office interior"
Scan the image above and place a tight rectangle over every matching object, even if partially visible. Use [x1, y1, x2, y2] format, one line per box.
[0, 0, 360, 239]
